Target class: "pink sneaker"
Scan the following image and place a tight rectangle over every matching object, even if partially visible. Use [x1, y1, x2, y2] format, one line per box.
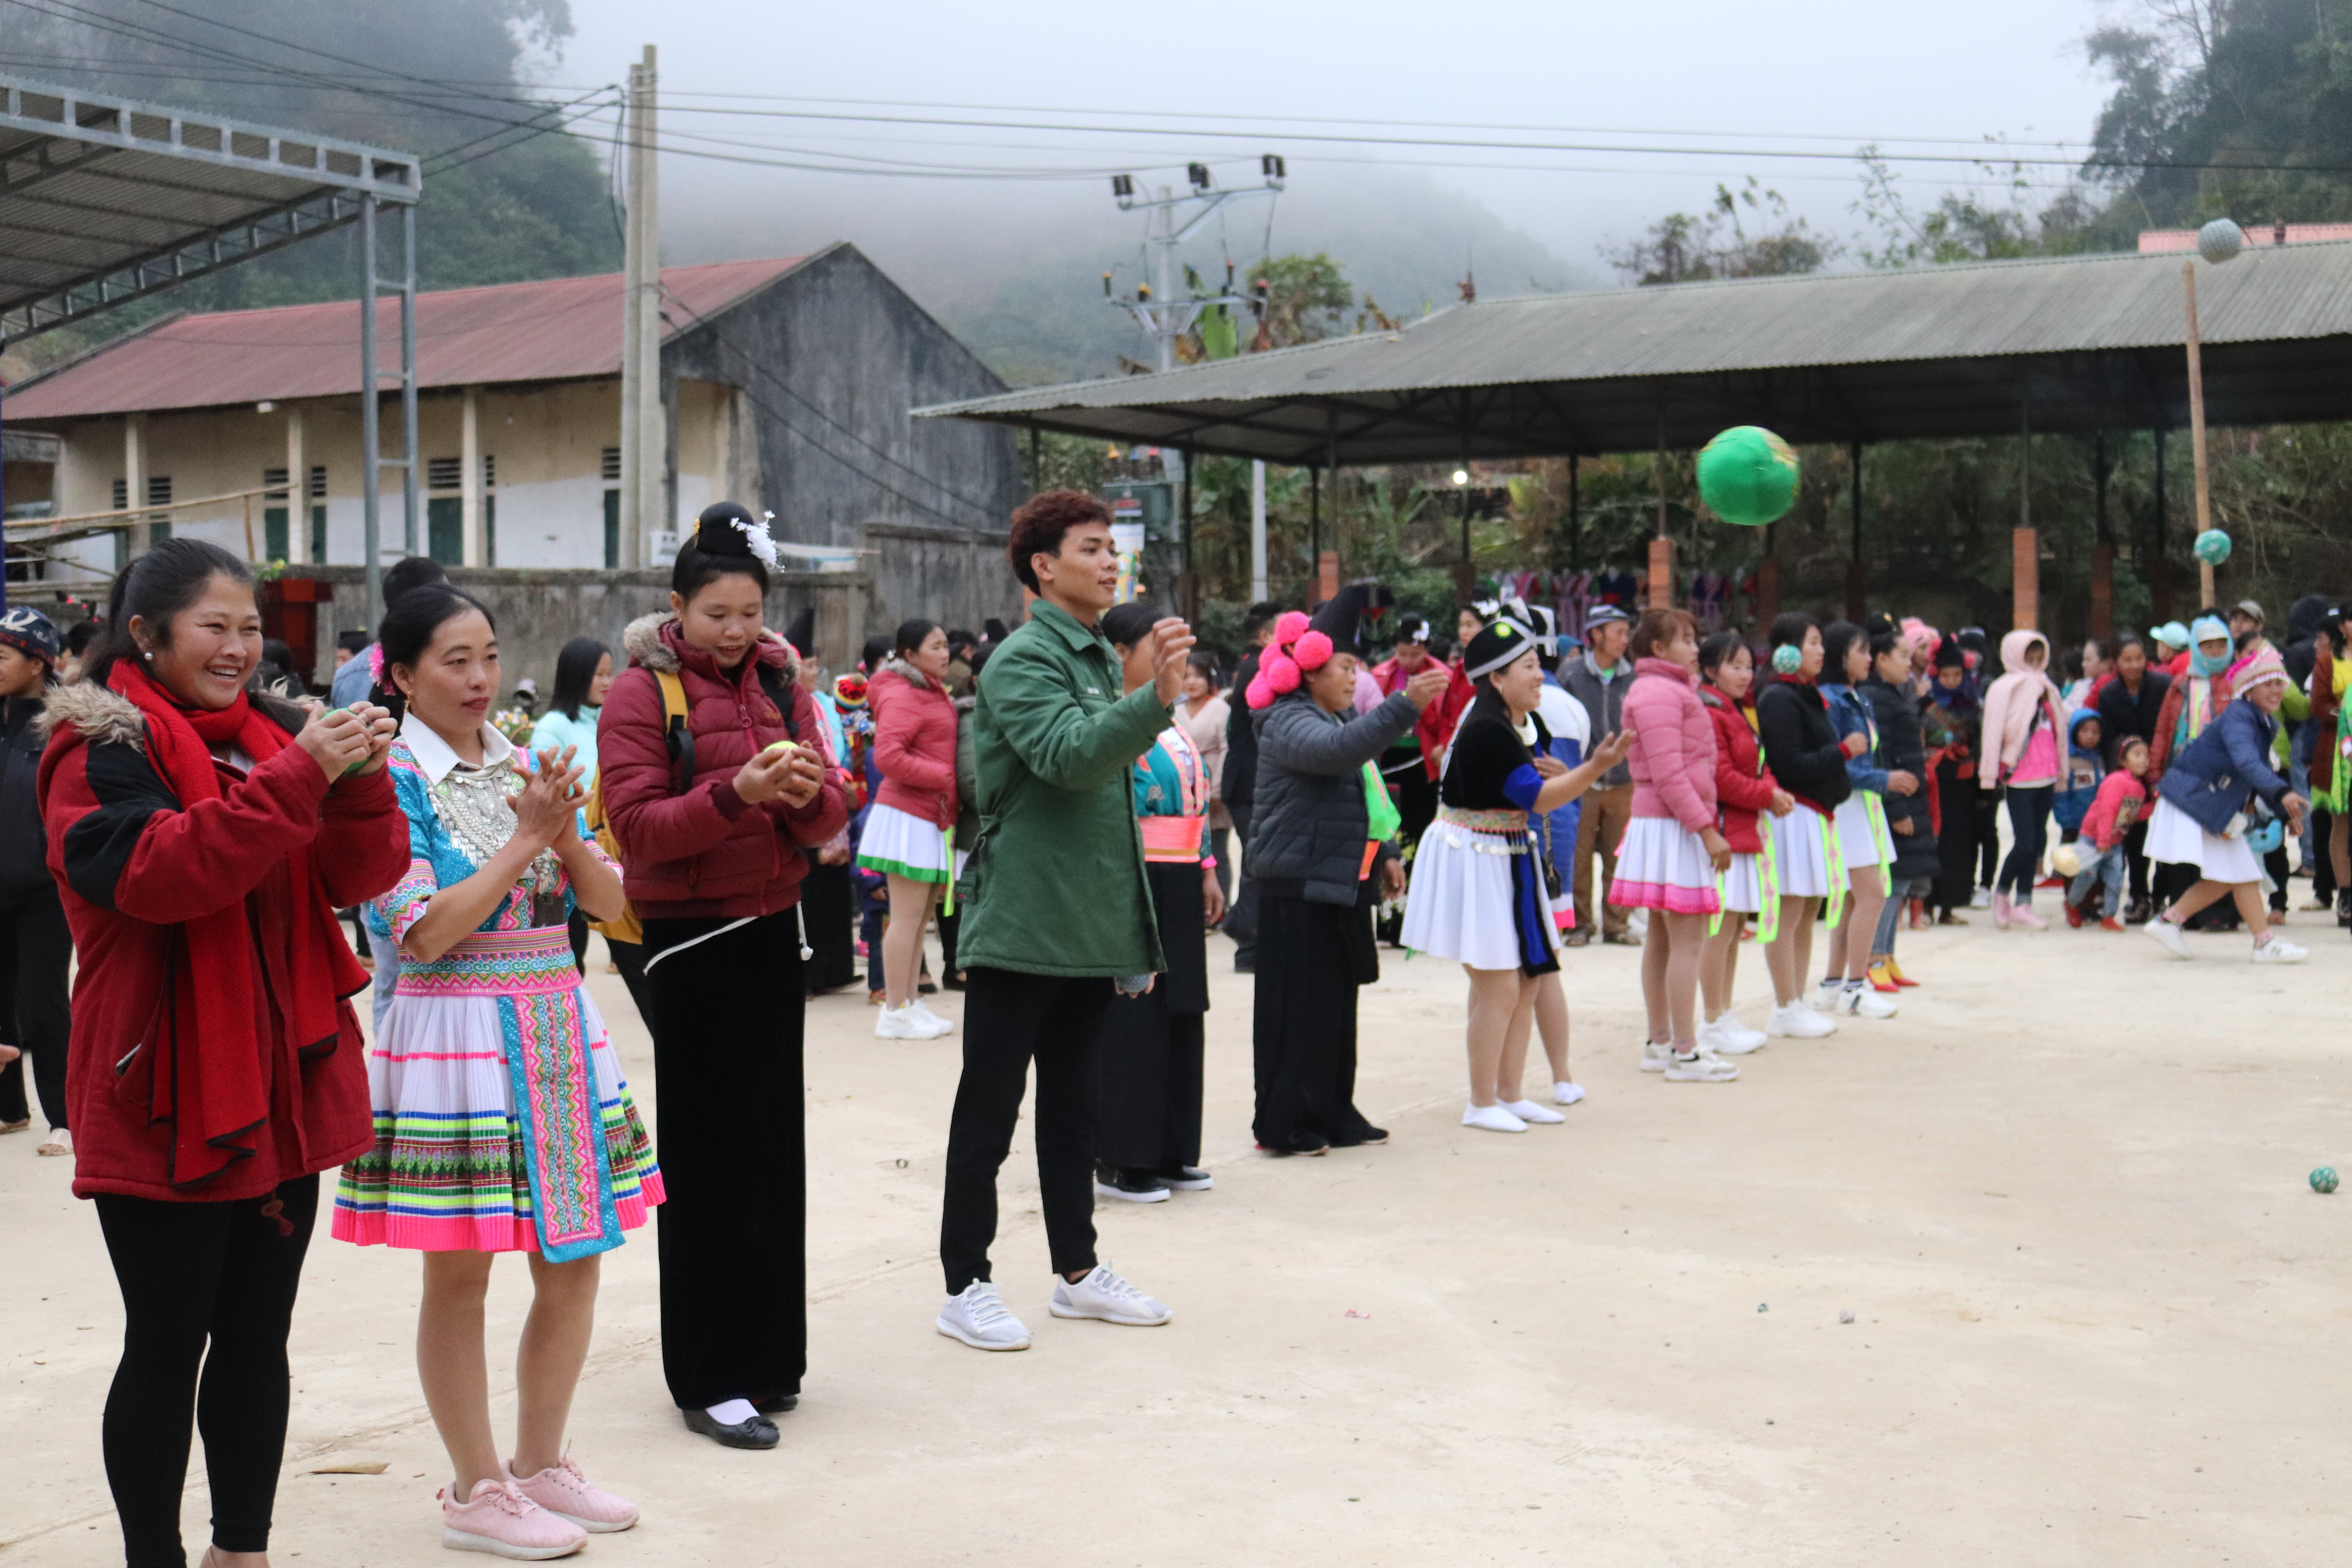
[509, 1455, 639, 1534]
[439, 1477, 586, 1559]
[1992, 893, 2013, 929]
[2007, 900, 2049, 931]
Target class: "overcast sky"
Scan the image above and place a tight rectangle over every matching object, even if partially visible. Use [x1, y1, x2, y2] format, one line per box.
[558, 0, 2123, 270]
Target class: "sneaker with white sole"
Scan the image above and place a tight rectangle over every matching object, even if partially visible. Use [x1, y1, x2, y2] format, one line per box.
[1093, 1165, 1171, 1203]
[2144, 917, 2192, 959]
[936, 1281, 1033, 1350]
[909, 999, 956, 1035]
[1708, 1010, 1769, 1052]
[1049, 1263, 1172, 1326]
[1835, 985, 1898, 1019]
[1498, 1098, 1565, 1124]
[1970, 885, 1993, 910]
[1639, 1040, 1671, 1073]
[1697, 1018, 1764, 1056]
[1815, 981, 1846, 1014]
[440, 1478, 587, 1560]
[1662, 1048, 1739, 1082]
[875, 1004, 951, 1041]
[1766, 1003, 1838, 1038]
[506, 1457, 637, 1534]
[1552, 1081, 1586, 1105]
[1463, 1102, 1530, 1132]
[2252, 935, 2309, 964]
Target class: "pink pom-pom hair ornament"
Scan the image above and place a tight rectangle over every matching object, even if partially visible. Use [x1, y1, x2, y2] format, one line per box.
[1291, 630, 1334, 671]
[1246, 650, 1303, 710]
[1271, 610, 1311, 644]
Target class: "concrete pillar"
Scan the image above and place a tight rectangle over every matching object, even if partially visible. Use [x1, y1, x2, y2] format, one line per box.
[2013, 528, 2039, 632]
[460, 386, 483, 566]
[124, 413, 149, 553]
[285, 404, 309, 564]
[1647, 535, 1674, 610]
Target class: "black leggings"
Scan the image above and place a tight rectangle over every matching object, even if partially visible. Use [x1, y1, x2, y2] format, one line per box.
[1998, 785, 2053, 901]
[94, 1175, 319, 1568]
[0, 889, 73, 1130]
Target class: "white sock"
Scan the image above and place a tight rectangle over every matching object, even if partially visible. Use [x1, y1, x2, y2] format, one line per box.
[706, 1398, 760, 1425]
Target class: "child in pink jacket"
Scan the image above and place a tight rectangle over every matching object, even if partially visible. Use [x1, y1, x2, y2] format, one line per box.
[2066, 733, 2150, 929]
[1610, 609, 1734, 1080]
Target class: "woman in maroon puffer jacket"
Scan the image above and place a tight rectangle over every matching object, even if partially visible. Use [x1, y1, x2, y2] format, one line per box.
[1696, 632, 1796, 1056]
[855, 618, 959, 1038]
[597, 503, 848, 1451]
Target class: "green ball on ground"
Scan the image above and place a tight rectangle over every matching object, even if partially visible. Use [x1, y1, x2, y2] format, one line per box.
[2312, 1167, 2339, 1194]
[1697, 426, 1801, 527]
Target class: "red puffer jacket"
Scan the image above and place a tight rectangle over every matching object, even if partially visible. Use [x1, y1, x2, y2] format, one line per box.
[601, 613, 849, 919]
[867, 658, 958, 828]
[37, 681, 408, 1202]
[1700, 686, 1780, 854]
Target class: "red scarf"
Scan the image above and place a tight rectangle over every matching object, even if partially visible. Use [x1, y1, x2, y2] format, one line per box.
[109, 663, 358, 1187]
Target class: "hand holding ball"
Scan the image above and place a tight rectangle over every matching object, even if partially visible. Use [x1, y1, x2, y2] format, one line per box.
[1697, 426, 1801, 528]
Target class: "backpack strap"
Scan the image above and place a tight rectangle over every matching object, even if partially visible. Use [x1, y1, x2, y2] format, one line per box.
[753, 661, 802, 740]
[657, 669, 693, 793]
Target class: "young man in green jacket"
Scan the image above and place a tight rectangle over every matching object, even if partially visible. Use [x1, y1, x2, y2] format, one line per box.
[937, 489, 1196, 1351]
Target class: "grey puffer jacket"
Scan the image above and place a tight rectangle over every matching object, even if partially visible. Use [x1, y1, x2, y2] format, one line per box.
[1247, 688, 1419, 905]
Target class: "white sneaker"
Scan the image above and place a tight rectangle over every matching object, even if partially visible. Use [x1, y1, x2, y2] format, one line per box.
[875, 1004, 951, 1041]
[1639, 1041, 1671, 1073]
[1710, 1009, 1769, 1052]
[2252, 935, 2309, 964]
[1662, 1048, 1739, 1082]
[1815, 981, 1846, 1014]
[1698, 1018, 1764, 1056]
[1766, 1002, 1837, 1038]
[1835, 985, 1898, 1019]
[1049, 1263, 1172, 1326]
[1463, 1102, 1530, 1132]
[1552, 1081, 1586, 1106]
[2144, 917, 2192, 959]
[909, 999, 956, 1035]
[1970, 885, 1993, 910]
[937, 1280, 1033, 1350]
[1499, 1098, 1565, 1124]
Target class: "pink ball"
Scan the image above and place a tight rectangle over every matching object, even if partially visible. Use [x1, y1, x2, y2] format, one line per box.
[1292, 630, 1334, 670]
[1272, 611, 1312, 644]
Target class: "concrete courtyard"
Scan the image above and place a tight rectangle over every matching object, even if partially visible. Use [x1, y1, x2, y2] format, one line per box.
[4, 916, 2347, 1566]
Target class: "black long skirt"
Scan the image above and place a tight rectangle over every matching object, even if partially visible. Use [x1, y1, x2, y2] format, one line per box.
[1097, 860, 1209, 1173]
[797, 855, 859, 995]
[1251, 887, 1382, 1152]
[1931, 759, 1978, 911]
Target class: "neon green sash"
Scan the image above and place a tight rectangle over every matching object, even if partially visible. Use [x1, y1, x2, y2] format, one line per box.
[1822, 808, 1848, 929]
[1363, 760, 1403, 842]
[1862, 791, 1895, 897]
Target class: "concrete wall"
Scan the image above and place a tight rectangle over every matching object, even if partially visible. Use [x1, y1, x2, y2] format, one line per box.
[860, 520, 1017, 637]
[283, 564, 873, 693]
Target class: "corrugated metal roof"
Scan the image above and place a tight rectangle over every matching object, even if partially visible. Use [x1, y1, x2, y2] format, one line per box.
[4, 256, 807, 419]
[918, 242, 2352, 460]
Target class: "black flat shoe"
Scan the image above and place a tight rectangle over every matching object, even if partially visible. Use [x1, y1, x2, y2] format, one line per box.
[1328, 1127, 1390, 1147]
[753, 1393, 799, 1416]
[682, 1407, 780, 1449]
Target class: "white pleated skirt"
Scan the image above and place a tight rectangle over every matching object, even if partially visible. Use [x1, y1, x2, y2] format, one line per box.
[1833, 794, 1882, 869]
[1770, 807, 1835, 898]
[855, 801, 953, 882]
[1608, 816, 1720, 915]
[2144, 796, 2261, 884]
[1400, 817, 1554, 970]
[1719, 851, 1764, 914]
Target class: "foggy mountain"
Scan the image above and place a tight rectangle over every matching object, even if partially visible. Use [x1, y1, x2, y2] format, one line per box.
[658, 161, 1600, 387]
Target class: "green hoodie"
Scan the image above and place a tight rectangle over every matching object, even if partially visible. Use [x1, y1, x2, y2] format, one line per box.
[952, 599, 1174, 976]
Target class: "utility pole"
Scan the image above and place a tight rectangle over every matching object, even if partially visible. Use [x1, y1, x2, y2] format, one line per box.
[1249, 458, 1267, 603]
[1105, 157, 1284, 370]
[619, 44, 662, 571]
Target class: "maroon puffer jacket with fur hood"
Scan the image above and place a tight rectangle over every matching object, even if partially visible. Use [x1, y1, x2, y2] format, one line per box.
[600, 612, 848, 919]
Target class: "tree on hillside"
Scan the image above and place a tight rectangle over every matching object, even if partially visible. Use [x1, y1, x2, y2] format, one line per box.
[1603, 180, 1834, 285]
[1852, 150, 2098, 267]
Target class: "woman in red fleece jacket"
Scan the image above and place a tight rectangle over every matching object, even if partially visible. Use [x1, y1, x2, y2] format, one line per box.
[1696, 632, 1796, 1056]
[597, 504, 848, 1451]
[40, 539, 407, 1568]
[855, 617, 960, 1039]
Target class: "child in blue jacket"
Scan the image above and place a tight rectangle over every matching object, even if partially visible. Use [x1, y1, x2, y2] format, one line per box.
[2052, 708, 2105, 842]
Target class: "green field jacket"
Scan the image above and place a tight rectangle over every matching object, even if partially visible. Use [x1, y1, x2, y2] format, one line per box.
[953, 599, 1173, 976]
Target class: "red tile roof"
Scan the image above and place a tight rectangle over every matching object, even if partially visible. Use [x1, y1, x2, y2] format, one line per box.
[3, 256, 806, 419]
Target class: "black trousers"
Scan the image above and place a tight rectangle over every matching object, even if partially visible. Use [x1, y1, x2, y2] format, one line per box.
[643, 911, 806, 1410]
[1929, 762, 1977, 911]
[940, 967, 1113, 1294]
[1225, 803, 1260, 965]
[1997, 785, 2053, 899]
[0, 888, 72, 1130]
[798, 857, 860, 994]
[2125, 818, 2152, 906]
[1251, 890, 1381, 1151]
[94, 1175, 319, 1568]
[2314, 809, 2337, 903]
[1973, 789, 2003, 889]
[1096, 861, 1208, 1175]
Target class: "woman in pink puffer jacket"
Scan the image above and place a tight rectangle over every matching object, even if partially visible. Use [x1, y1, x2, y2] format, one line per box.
[1611, 608, 1735, 1080]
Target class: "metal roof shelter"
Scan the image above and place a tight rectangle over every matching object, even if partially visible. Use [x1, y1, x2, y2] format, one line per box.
[915, 240, 2352, 463]
[0, 71, 421, 613]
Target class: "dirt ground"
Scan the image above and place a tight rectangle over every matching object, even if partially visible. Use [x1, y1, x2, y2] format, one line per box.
[4, 913, 2347, 1567]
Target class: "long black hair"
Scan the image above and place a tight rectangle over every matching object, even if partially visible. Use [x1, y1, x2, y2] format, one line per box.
[1768, 611, 1817, 652]
[1099, 600, 1159, 650]
[1820, 620, 1866, 682]
[547, 637, 609, 720]
[85, 537, 253, 689]
[374, 582, 496, 724]
[892, 617, 942, 661]
[673, 502, 771, 601]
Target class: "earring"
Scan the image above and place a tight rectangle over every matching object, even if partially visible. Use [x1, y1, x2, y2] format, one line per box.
[142, 650, 153, 661]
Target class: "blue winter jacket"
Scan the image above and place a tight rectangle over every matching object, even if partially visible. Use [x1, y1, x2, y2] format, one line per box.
[2053, 708, 2105, 832]
[2156, 699, 2292, 835]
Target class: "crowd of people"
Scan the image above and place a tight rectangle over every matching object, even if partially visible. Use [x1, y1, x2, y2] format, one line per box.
[6, 487, 2339, 1566]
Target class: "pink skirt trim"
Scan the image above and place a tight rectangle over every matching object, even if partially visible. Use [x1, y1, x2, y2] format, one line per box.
[329, 1172, 664, 1254]
[1607, 877, 1722, 914]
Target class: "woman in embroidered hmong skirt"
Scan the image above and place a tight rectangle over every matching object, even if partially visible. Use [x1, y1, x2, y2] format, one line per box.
[1403, 618, 1629, 1131]
[333, 585, 658, 1559]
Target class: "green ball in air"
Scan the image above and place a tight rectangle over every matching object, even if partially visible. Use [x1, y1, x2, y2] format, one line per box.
[2194, 528, 2233, 565]
[1697, 426, 1801, 527]
[2313, 1167, 2339, 1194]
